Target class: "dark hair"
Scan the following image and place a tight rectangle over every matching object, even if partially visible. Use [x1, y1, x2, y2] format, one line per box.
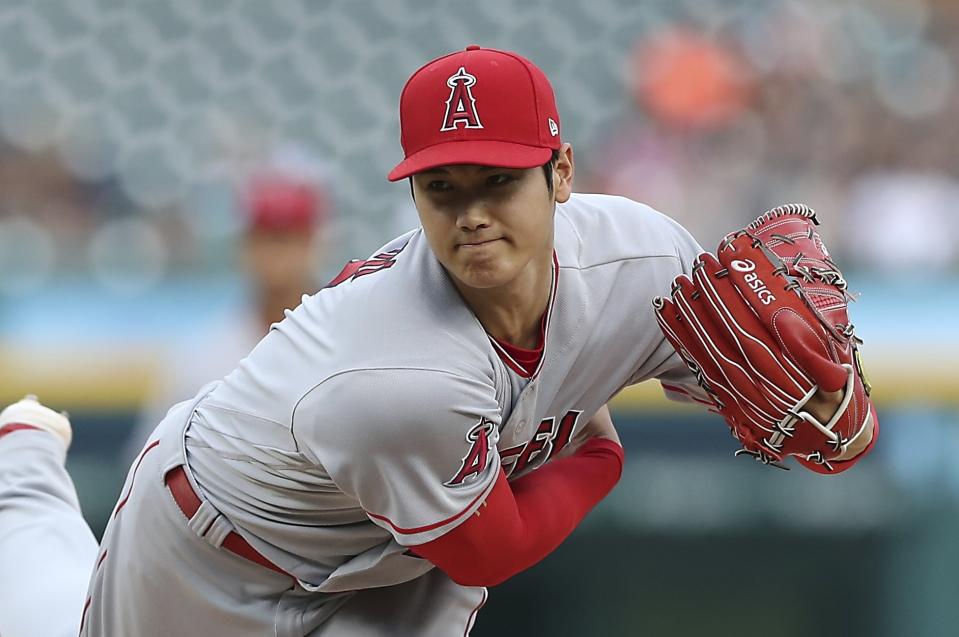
[543, 148, 561, 194]
[408, 148, 562, 199]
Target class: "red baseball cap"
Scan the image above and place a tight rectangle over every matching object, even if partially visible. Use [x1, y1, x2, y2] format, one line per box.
[388, 45, 562, 181]
[244, 172, 326, 232]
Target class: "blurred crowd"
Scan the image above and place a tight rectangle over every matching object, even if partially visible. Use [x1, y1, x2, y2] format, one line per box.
[0, 0, 956, 306]
[581, 0, 959, 265]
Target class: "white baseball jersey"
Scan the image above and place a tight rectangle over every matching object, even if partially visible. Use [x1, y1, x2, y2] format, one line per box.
[183, 192, 705, 595]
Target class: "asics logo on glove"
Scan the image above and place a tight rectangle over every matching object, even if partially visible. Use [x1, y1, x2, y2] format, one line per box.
[731, 259, 776, 305]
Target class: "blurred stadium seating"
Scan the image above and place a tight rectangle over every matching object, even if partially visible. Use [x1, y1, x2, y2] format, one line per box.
[0, 0, 956, 635]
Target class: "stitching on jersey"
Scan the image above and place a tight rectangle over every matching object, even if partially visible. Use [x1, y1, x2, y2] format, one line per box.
[365, 464, 500, 536]
[555, 198, 692, 271]
[559, 253, 682, 273]
[290, 366, 494, 460]
[200, 401, 287, 428]
[555, 210, 585, 265]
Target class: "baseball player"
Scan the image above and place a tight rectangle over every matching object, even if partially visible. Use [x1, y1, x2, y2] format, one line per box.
[128, 153, 330, 463]
[0, 45, 874, 637]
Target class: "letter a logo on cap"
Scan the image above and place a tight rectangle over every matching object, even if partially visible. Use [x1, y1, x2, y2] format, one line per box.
[441, 67, 483, 132]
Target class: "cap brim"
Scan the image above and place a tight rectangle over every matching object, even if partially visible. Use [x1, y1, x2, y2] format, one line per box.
[388, 141, 554, 181]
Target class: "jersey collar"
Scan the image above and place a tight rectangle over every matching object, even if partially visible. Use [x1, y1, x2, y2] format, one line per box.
[487, 251, 559, 379]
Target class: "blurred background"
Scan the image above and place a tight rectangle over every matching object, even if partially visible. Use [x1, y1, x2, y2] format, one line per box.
[0, 0, 955, 634]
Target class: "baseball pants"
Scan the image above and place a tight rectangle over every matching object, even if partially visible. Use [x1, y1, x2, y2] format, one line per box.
[80, 397, 487, 636]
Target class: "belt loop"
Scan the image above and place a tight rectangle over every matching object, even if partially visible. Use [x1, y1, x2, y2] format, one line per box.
[189, 500, 224, 541]
[203, 515, 234, 548]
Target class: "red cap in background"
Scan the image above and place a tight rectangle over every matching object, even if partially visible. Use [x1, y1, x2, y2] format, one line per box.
[243, 172, 327, 232]
[388, 45, 562, 181]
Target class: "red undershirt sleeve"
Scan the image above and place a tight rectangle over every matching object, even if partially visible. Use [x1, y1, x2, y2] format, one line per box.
[409, 437, 625, 587]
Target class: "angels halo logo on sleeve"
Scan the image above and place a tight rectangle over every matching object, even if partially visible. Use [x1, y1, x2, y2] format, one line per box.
[445, 419, 496, 487]
[441, 66, 484, 132]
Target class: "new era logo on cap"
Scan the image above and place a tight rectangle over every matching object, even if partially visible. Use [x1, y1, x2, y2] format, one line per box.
[388, 45, 562, 181]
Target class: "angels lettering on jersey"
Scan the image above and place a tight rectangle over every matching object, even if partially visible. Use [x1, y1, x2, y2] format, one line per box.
[325, 247, 406, 288]
[446, 410, 584, 487]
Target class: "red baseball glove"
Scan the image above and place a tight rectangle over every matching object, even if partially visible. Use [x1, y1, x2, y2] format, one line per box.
[654, 204, 877, 473]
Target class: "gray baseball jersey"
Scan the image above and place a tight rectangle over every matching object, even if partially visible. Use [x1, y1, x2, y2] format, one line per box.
[82, 193, 706, 636]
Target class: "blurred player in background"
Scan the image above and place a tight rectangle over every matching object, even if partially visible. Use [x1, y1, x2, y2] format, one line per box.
[127, 149, 331, 457]
[0, 151, 332, 637]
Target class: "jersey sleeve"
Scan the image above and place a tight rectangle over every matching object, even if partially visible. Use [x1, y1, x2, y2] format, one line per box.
[294, 368, 503, 546]
[621, 208, 713, 405]
[652, 213, 715, 404]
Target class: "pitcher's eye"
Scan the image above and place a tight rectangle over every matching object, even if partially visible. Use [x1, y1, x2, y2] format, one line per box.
[487, 174, 514, 187]
[426, 180, 451, 191]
